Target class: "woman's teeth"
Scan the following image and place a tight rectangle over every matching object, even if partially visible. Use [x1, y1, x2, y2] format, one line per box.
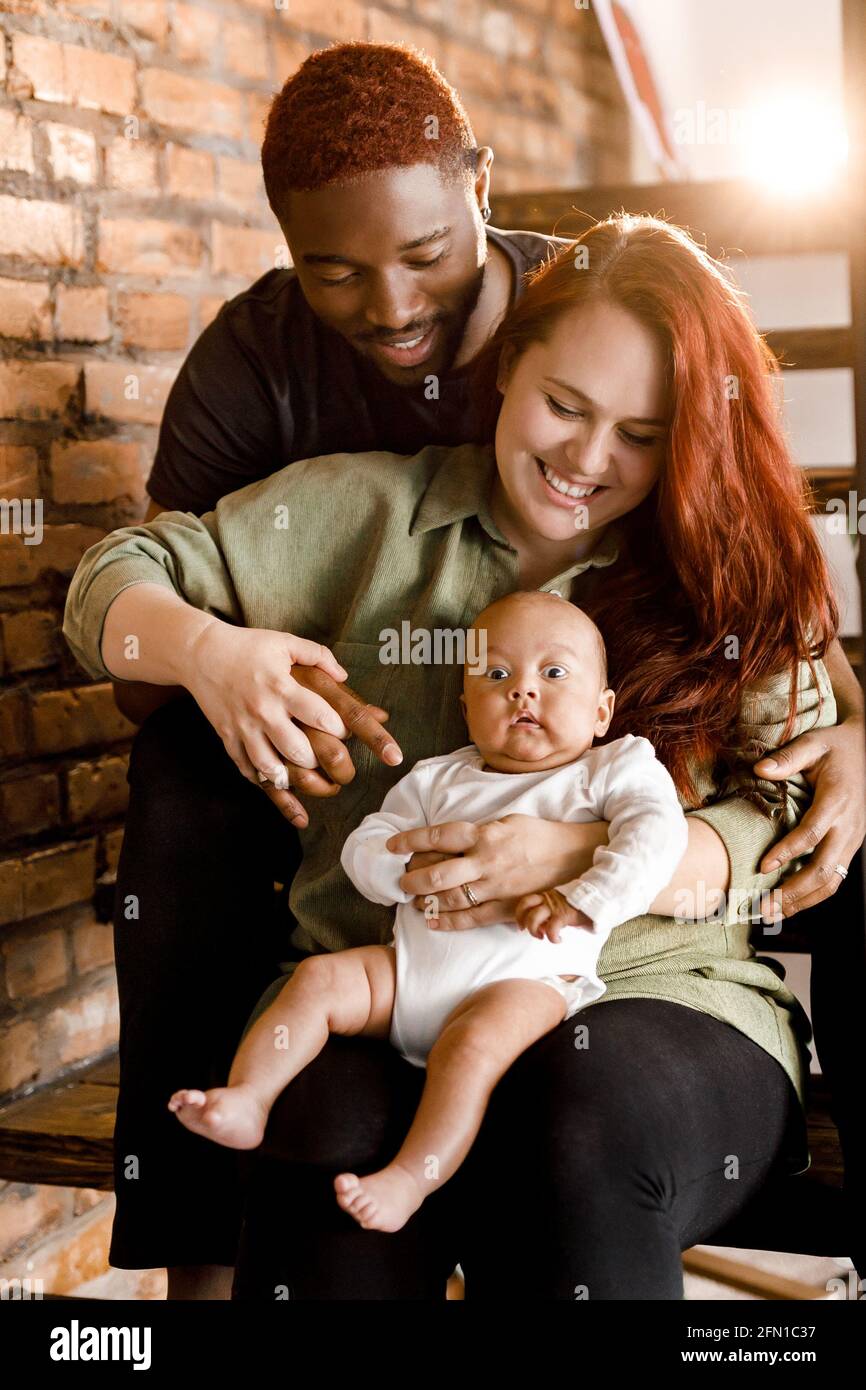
[539, 460, 600, 498]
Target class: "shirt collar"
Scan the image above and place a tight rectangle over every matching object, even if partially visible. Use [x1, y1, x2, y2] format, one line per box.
[410, 441, 626, 580]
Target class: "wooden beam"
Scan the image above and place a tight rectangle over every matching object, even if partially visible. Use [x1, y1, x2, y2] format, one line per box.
[491, 178, 851, 257]
[683, 1247, 831, 1300]
[764, 327, 854, 371]
[0, 1054, 117, 1190]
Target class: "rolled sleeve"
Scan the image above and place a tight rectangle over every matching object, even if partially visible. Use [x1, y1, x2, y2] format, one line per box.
[62, 511, 243, 681]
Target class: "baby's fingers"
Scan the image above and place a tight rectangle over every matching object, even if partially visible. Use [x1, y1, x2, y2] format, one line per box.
[517, 901, 551, 935]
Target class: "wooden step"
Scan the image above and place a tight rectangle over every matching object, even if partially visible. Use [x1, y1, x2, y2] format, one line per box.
[0, 1052, 118, 1190]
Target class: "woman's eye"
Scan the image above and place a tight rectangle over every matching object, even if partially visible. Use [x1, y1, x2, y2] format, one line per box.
[545, 394, 583, 420]
[619, 429, 657, 448]
[543, 665, 568, 679]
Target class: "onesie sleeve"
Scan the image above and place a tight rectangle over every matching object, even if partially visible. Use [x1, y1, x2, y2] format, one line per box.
[557, 736, 690, 934]
[340, 762, 434, 907]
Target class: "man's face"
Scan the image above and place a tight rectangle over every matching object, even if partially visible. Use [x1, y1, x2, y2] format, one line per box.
[283, 163, 488, 385]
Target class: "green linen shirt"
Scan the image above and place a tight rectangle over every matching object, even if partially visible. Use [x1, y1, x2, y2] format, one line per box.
[63, 441, 837, 1135]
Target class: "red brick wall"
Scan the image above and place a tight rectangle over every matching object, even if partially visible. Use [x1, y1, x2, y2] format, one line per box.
[0, 0, 628, 1293]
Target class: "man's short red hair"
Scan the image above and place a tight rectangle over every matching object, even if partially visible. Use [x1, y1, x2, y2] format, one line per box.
[262, 42, 478, 220]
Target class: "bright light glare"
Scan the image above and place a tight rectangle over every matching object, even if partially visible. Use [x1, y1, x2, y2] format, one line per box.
[743, 95, 849, 195]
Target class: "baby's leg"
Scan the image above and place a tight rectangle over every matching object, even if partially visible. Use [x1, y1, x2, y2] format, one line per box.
[168, 945, 397, 1150]
[335, 975, 575, 1233]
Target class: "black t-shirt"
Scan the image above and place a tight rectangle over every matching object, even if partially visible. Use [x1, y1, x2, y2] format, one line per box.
[147, 227, 558, 515]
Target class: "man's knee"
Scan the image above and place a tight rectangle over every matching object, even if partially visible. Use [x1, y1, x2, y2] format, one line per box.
[126, 695, 229, 796]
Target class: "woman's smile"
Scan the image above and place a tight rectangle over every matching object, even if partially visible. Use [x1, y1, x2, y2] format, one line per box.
[535, 456, 610, 509]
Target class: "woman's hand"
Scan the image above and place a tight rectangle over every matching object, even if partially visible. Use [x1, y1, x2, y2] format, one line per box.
[385, 814, 607, 931]
[515, 889, 593, 942]
[254, 666, 404, 826]
[754, 715, 866, 915]
[184, 621, 355, 800]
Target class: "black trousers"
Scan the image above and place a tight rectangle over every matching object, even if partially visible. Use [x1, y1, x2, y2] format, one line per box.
[110, 697, 807, 1298]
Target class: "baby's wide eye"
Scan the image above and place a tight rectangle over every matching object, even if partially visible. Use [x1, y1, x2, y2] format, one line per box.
[487, 667, 509, 681]
[543, 665, 568, 679]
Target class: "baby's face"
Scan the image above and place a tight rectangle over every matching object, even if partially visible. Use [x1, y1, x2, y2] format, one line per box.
[460, 601, 615, 773]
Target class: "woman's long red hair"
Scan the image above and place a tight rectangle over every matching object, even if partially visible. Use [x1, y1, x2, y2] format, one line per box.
[474, 214, 838, 805]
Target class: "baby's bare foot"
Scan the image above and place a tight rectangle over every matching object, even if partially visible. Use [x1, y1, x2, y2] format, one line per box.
[167, 1085, 268, 1150]
[333, 1164, 427, 1233]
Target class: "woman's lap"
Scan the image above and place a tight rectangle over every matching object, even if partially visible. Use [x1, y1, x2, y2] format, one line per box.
[233, 995, 804, 1300]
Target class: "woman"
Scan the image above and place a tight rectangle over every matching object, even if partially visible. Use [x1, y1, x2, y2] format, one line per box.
[64, 216, 848, 1299]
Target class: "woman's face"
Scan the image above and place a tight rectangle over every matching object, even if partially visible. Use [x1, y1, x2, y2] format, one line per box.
[492, 298, 671, 547]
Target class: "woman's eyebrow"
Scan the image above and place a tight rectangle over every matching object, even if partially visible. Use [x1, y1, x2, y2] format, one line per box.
[545, 378, 667, 428]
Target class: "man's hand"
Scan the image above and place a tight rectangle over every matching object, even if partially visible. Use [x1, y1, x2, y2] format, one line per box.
[515, 889, 593, 942]
[258, 667, 403, 826]
[754, 716, 866, 916]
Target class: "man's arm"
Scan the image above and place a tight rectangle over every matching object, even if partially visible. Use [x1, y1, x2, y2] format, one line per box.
[824, 635, 864, 721]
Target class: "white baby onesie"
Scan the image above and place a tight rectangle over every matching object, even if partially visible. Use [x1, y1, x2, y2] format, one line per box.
[340, 734, 689, 1068]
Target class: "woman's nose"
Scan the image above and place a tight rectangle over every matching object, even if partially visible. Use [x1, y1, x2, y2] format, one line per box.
[564, 429, 608, 476]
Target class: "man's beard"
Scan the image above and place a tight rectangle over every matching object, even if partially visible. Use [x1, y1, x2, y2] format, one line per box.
[432, 259, 487, 374]
[350, 259, 488, 381]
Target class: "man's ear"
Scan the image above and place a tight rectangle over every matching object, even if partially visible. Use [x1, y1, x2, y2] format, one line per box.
[474, 146, 494, 213]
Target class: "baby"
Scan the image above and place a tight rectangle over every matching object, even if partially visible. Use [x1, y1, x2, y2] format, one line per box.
[168, 591, 689, 1233]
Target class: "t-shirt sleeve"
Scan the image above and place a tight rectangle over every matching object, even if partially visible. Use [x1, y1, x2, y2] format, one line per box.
[146, 309, 286, 515]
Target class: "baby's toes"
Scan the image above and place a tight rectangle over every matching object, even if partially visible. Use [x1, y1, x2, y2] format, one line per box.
[168, 1088, 206, 1112]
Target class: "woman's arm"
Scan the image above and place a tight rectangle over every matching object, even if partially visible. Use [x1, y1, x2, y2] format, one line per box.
[391, 812, 731, 930]
[62, 515, 359, 788]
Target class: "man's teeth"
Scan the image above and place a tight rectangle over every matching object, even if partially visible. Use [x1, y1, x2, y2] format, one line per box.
[541, 461, 599, 498]
[387, 334, 425, 350]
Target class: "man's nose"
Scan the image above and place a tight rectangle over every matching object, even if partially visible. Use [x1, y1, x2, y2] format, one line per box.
[363, 273, 426, 331]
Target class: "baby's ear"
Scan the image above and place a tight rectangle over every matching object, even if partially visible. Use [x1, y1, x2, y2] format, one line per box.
[458, 692, 467, 722]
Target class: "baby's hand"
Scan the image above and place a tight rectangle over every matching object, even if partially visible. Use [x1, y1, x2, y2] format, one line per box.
[515, 889, 593, 943]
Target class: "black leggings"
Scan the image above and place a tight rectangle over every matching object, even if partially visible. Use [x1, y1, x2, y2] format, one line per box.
[110, 697, 807, 1298]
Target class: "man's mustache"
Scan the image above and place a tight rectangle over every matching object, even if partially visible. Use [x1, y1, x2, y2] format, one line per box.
[354, 316, 446, 345]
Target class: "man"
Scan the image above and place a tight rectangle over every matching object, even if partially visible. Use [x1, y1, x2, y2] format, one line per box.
[110, 42, 564, 1301]
[106, 42, 865, 1299]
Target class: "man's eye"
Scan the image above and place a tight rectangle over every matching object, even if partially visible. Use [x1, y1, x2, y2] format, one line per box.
[409, 251, 447, 270]
[543, 665, 568, 678]
[319, 273, 359, 287]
